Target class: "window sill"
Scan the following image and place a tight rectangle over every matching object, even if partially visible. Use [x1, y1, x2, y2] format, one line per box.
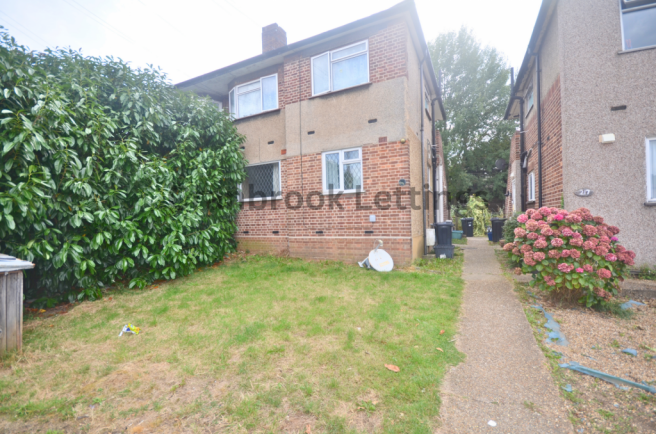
[310, 82, 372, 100]
[322, 190, 365, 196]
[233, 108, 281, 122]
[240, 196, 283, 203]
[645, 201, 656, 207]
[618, 44, 656, 55]
[527, 200, 536, 205]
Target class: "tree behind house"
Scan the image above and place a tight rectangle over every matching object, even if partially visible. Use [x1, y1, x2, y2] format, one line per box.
[429, 28, 516, 207]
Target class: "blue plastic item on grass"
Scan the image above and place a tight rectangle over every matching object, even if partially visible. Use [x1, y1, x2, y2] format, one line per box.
[622, 348, 637, 356]
[532, 305, 569, 346]
[559, 361, 656, 393]
[621, 300, 645, 310]
[562, 384, 572, 393]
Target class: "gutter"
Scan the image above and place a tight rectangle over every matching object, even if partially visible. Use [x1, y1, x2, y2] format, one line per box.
[535, 52, 543, 208]
[420, 52, 428, 256]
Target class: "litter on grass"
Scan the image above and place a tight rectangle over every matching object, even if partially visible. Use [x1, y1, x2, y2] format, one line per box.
[559, 361, 656, 394]
[487, 420, 497, 427]
[532, 305, 569, 346]
[562, 384, 572, 392]
[118, 323, 140, 337]
[620, 300, 645, 310]
[622, 348, 637, 356]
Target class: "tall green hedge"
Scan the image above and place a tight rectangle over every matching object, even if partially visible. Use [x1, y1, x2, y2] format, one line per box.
[0, 31, 245, 302]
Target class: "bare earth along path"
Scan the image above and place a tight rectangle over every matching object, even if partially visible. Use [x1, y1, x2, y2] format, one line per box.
[438, 237, 573, 433]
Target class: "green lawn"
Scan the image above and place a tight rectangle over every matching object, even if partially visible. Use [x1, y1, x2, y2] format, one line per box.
[0, 254, 464, 433]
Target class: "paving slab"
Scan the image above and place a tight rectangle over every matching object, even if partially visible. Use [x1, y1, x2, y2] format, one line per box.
[438, 237, 573, 434]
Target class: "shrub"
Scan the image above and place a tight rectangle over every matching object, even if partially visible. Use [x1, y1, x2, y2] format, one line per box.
[466, 195, 491, 236]
[502, 212, 522, 245]
[0, 31, 245, 301]
[503, 207, 635, 306]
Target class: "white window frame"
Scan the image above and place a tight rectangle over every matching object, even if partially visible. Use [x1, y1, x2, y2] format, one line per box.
[511, 172, 517, 212]
[311, 40, 369, 97]
[528, 171, 536, 202]
[526, 84, 534, 115]
[647, 137, 656, 202]
[229, 74, 278, 119]
[321, 147, 363, 194]
[619, 0, 656, 51]
[239, 160, 282, 202]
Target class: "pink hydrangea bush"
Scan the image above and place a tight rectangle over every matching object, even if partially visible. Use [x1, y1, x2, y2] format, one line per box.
[503, 207, 635, 306]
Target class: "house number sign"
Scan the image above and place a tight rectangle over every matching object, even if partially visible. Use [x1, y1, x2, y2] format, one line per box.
[574, 189, 593, 197]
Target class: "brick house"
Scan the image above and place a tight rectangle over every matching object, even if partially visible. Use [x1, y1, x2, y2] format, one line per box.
[503, 0, 656, 267]
[178, 0, 448, 265]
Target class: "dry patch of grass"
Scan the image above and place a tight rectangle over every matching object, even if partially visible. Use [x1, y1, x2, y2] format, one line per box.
[0, 253, 464, 433]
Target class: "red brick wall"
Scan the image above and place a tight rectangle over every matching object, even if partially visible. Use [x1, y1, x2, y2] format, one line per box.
[280, 20, 408, 109]
[236, 140, 417, 265]
[523, 75, 563, 210]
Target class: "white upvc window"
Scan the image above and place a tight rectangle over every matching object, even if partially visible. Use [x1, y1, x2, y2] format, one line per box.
[620, 0, 656, 51]
[528, 171, 535, 202]
[648, 137, 656, 202]
[511, 173, 517, 212]
[321, 147, 363, 193]
[229, 74, 278, 119]
[526, 85, 534, 114]
[311, 40, 369, 96]
[239, 161, 281, 201]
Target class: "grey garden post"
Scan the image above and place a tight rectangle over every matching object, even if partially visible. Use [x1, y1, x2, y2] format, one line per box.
[0, 254, 35, 355]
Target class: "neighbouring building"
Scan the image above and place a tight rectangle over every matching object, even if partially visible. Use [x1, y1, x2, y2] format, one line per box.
[503, 0, 656, 266]
[178, 0, 448, 265]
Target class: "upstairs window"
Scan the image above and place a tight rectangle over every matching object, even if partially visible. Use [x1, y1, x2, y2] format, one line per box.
[240, 161, 281, 201]
[229, 74, 278, 119]
[526, 85, 534, 114]
[528, 171, 536, 202]
[322, 148, 363, 193]
[648, 138, 656, 202]
[311, 41, 369, 96]
[621, 0, 656, 50]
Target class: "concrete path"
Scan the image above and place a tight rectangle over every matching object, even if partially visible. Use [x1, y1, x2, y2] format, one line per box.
[438, 238, 573, 433]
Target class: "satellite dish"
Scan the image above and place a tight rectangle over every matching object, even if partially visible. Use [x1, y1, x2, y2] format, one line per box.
[358, 240, 394, 272]
[495, 159, 508, 171]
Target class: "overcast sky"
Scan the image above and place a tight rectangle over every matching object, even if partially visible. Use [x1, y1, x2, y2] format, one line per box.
[0, 0, 542, 84]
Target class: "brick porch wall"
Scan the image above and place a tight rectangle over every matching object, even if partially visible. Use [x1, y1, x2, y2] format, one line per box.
[524, 75, 563, 209]
[236, 140, 417, 265]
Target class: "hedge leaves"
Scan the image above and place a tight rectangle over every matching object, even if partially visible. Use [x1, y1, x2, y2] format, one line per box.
[0, 30, 245, 302]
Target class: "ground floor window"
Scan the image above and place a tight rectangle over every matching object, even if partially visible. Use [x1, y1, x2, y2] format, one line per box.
[240, 161, 281, 201]
[648, 138, 656, 202]
[528, 171, 535, 202]
[322, 147, 362, 193]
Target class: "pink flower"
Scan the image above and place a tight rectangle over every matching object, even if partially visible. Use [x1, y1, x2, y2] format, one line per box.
[583, 264, 593, 272]
[541, 227, 554, 236]
[560, 249, 571, 258]
[521, 244, 533, 253]
[566, 214, 582, 223]
[608, 226, 620, 235]
[538, 235, 546, 241]
[554, 214, 564, 221]
[546, 215, 555, 223]
[550, 238, 564, 247]
[593, 216, 604, 224]
[599, 236, 610, 243]
[549, 207, 559, 215]
[572, 232, 583, 239]
[596, 268, 612, 279]
[517, 214, 528, 223]
[526, 209, 536, 217]
[605, 253, 617, 262]
[533, 252, 546, 262]
[583, 225, 598, 236]
[569, 249, 581, 259]
[558, 209, 569, 216]
[514, 227, 527, 238]
[525, 257, 537, 266]
[514, 267, 523, 275]
[582, 241, 594, 250]
[558, 263, 574, 273]
[534, 240, 548, 249]
[503, 243, 514, 252]
[512, 248, 521, 256]
[611, 236, 618, 242]
[561, 227, 574, 237]
[527, 232, 539, 240]
[576, 268, 584, 273]
[594, 287, 612, 301]
[569, 238, 584, 247]
[533, 212, 543, 221]
[538, 207, 552, 216]
[526, 220, 539, 232]
[548, 249, 561, 259]
[594, 246, 609, 257]
[544, 276, 556, 286]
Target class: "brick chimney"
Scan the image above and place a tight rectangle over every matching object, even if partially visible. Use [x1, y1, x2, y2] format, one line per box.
[262, 23, 287, 53]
